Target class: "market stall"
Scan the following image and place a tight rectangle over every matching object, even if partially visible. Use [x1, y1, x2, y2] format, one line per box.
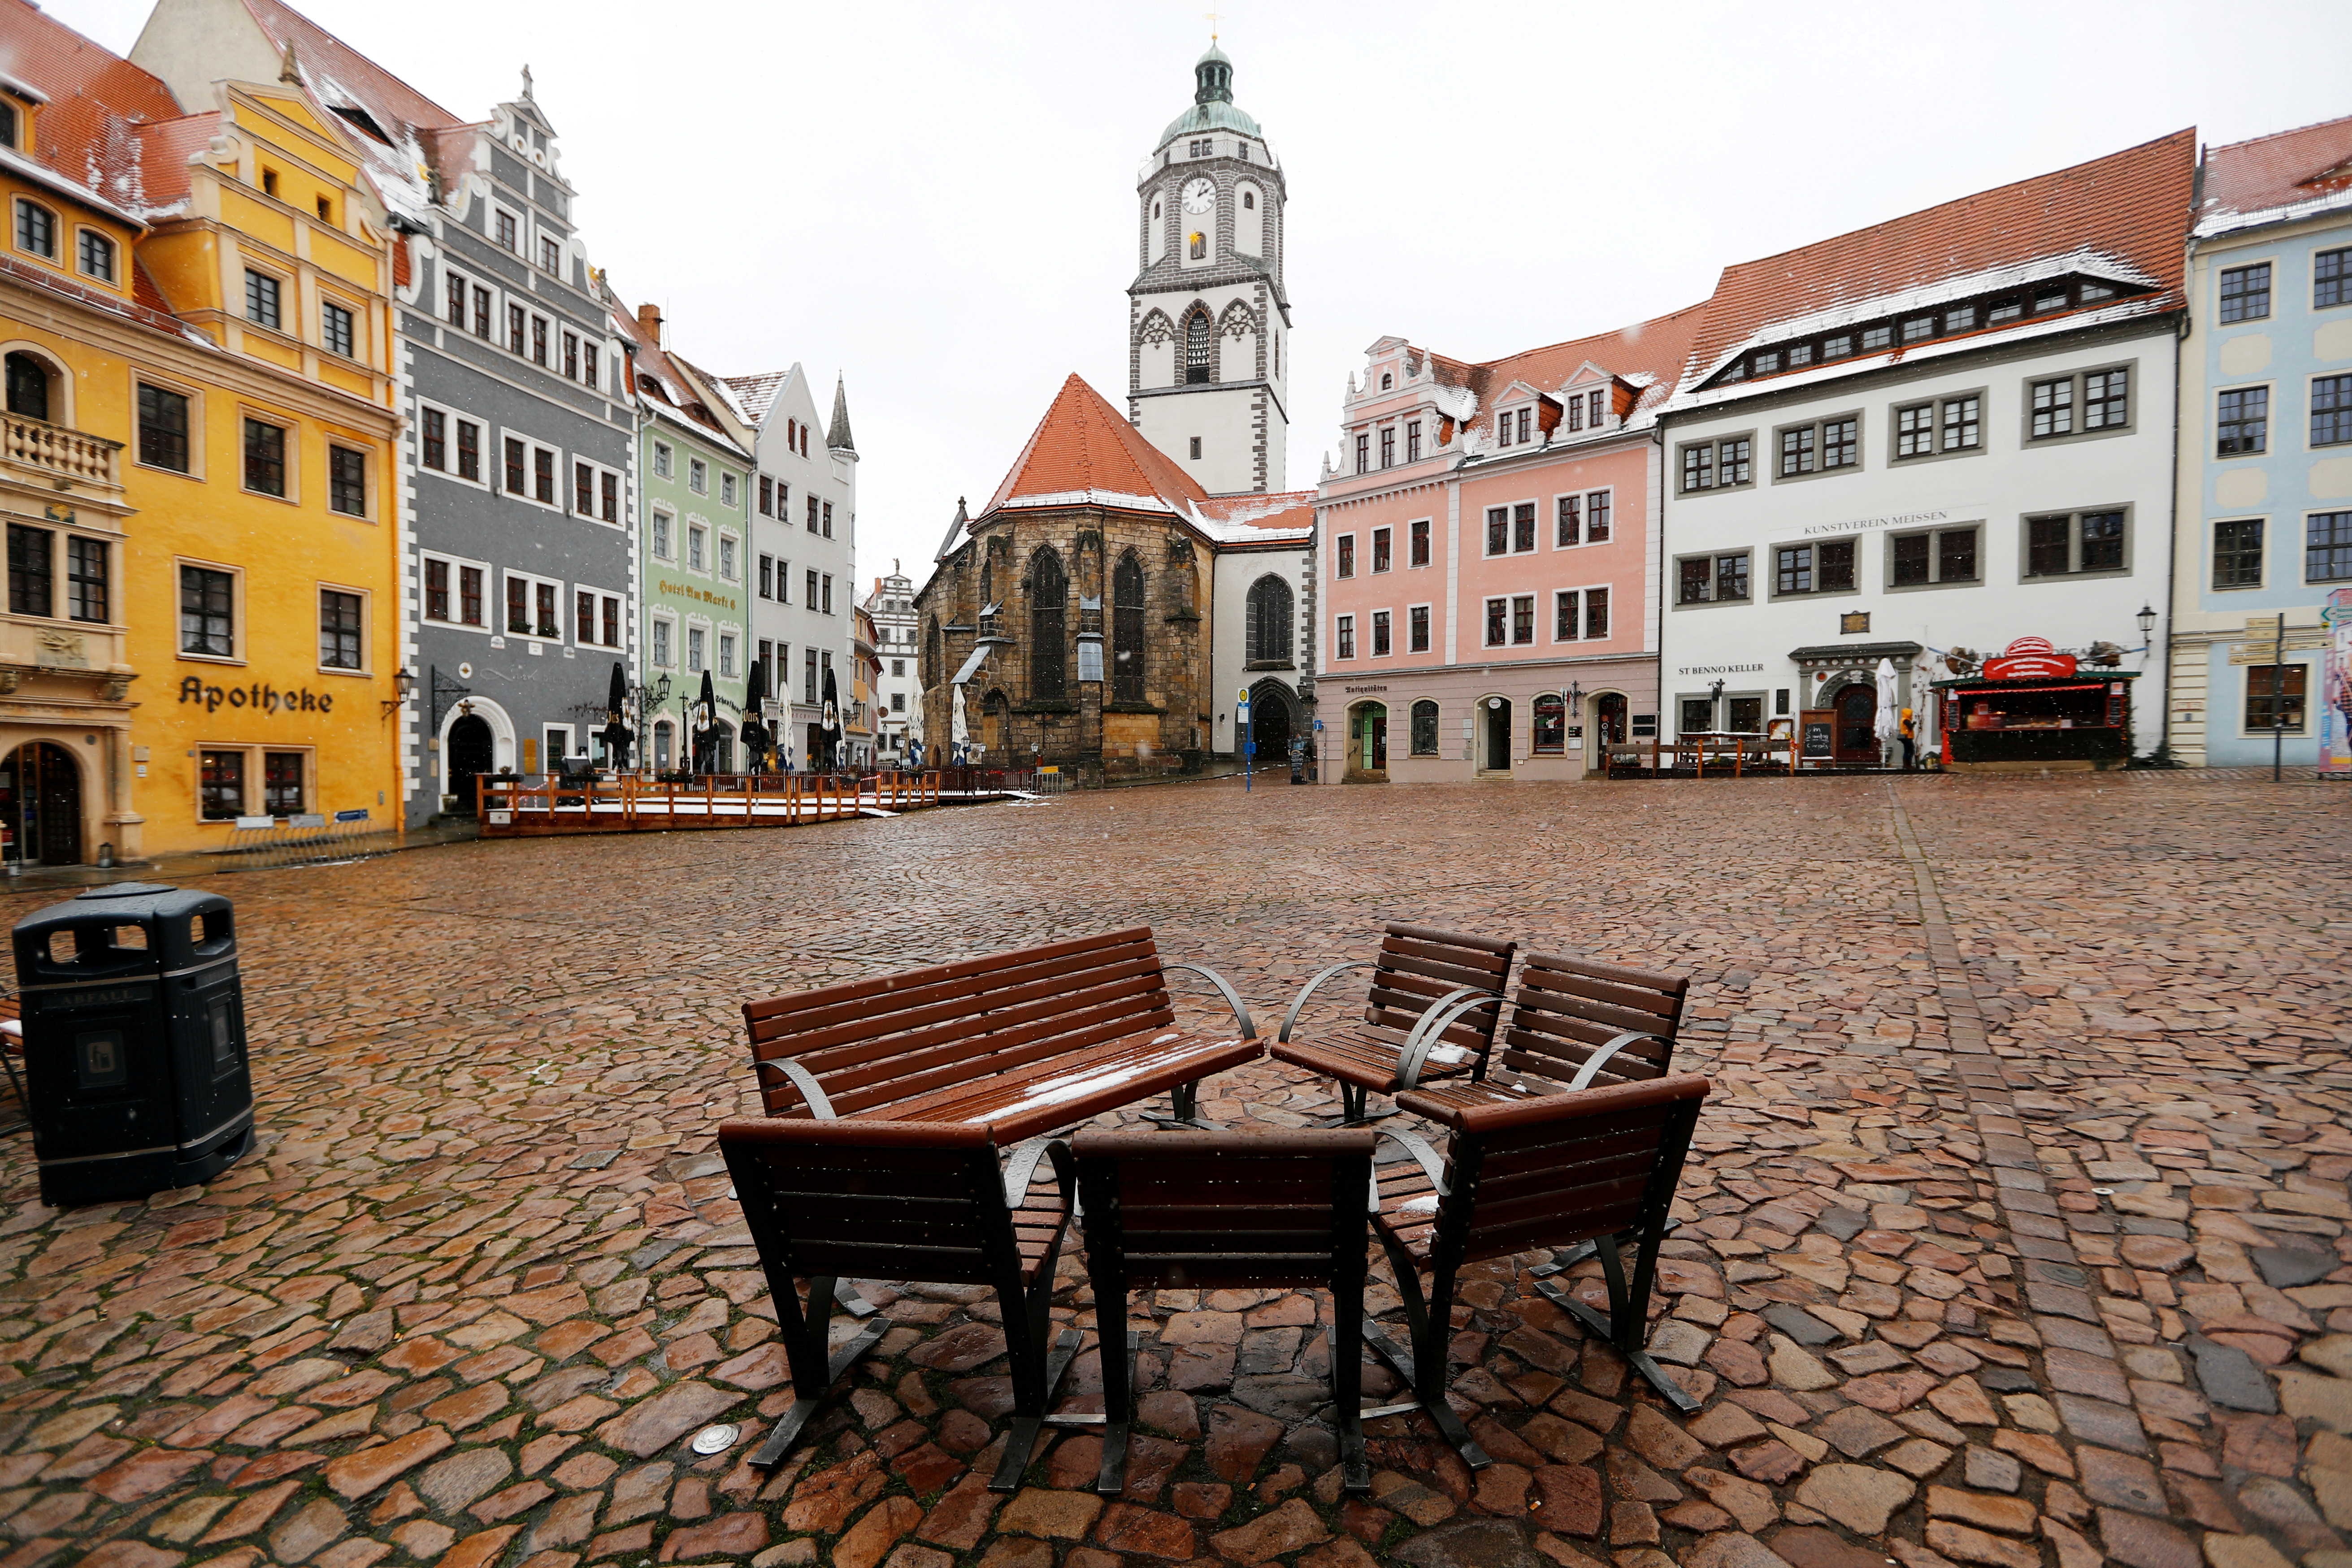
[1931, 637, 2137, 772]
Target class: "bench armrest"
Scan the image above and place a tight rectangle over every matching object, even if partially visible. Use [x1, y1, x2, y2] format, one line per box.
[1393, 986, 1496, 1091]
[753, 1056, 838, 1119]
[1565, 1031, 1664, 1092]
[1001, 1134, 1058, 1208]
[1163, 961, 1258, 1041]
[1276, 960, 1380, 1043]
[1370, 1127, 1450, 1212]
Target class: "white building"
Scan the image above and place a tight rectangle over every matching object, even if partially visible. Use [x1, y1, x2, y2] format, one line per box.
[721, 368, 859, 768]
[1656, 132, 2194, 765]
[863, 563, 922, 759]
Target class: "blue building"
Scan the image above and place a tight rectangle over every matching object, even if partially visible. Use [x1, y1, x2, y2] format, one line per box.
[2170, 115, 2352, 767]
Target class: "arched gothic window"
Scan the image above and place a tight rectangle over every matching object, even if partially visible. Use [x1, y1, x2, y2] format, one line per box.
[925, 617, 942, 685]
[1111, 554, 1145, 703]
[1029, 548, 1067, 701]
[1245, 574, 1293, 665]
[1410, 700, 1441, 757]
[5, 353, 52, 422]
[1185, 313, 1211, 383]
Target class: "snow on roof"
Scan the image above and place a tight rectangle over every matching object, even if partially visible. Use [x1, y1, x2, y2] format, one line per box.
[2195, 113, 2352, 240]
[0, 1, 202, 224]
[719, 371, 790, 424]
[1192, 491, 1314, 542]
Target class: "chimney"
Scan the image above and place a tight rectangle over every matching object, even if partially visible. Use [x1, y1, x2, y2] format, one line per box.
[636, 303, 662, 347]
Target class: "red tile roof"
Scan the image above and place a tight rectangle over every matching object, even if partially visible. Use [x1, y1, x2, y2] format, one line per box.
[0, 0, 191, 219]
[2198, 113, 2352, 234]
[983, 373, 1209, 517]
[1464, 303, 1708, 419]
[1682, 129, 2196, 387]
[1196, 490, 1315, 542]
[234, 0, 461, 143]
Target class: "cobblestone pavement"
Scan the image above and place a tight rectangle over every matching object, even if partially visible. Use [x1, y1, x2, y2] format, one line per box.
[0, 772, 2346, 1568]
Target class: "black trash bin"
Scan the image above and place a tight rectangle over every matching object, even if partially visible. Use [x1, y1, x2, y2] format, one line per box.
[13, 883, 255, 1206]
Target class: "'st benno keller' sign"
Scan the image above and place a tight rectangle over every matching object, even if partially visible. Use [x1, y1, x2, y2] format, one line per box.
[178, 676, 339, 714]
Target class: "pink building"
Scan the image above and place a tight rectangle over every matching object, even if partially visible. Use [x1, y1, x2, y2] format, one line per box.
[1316, 308, 1702, 781]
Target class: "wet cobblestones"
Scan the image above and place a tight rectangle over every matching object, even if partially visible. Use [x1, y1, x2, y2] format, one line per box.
[0, 771, 2344, 1568]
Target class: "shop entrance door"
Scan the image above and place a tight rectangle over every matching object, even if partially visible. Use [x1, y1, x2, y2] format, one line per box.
[1250, 692, 1291, 762]
[447, 716, 494, 813]
[1594, 693, 1627, 748]
[1, 742, 81, 865]
[1484, 699, 1513, 771]
[1835, 685, 1879, 765]
[1353, 703, 1387, 771]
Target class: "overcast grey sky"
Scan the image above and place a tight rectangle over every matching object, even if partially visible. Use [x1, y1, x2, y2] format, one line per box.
[48, 0, 2352, 594]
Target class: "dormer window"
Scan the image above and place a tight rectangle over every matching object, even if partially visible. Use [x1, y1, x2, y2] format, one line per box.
[1861, 325, 1892, 351]
[0, 103, 17, 150]
[1496, 407, 1531, 447]
[2034, 287, 2068, 313]
[1902, 316, 1934, 342]
[261, 168, 278, 197]
[76, 230, 113, 283]
[1946, 305, 1978, 332]
[1788, 343, 1813, 367]
[316, 195, 333, 223]
[1754, 351, 1780, 374]
[1823, 334, 1853, 359]
[1380, 372, 1393, 390]
[1988, 297, 2022, 323]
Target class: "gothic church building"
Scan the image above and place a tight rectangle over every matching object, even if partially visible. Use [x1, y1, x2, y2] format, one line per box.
[917, 46, 1316, 774]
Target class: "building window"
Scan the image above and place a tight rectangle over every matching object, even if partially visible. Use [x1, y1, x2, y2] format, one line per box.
[261, 752, 304, 816]
[687, 524, 707, 571]
[244, 269, 280, 329]
[425, 558, 450, 621]
[1484, 505, 1536, 556]
[562, 332, 579, 380]
[506, 578, 527, 634]
[1894, 394, 1980, 459]
[1187, 313, 1211, 382]
[822, 502, 833, 538]
[1890, 527, 1980, 587]
[1774, 539, 1856, 595]
[180, 564, 235, 656]
[1333, 614, 1355, 659]
[471, 286, 490, 338]
[66, 536, 107, 623]
[821, 574, 833, 613]
[495, 210, 518, 251]
[1677, 552, 1751, 604]
[2213, 519, 2264, 589]
[1514, 502, 1535, 552]
[603, 596, 620, 648]
[1482, 598, 1504, 646]
[2029, 377, 2073, 438]
[1532, 694, 1566, 754]
[652, 619, 672, 667]
[2318, 248, 2348, 310]
[1409, 604, 1429, 652]
[1410, 700, 1439, 756]
[720, 535, 739, 581]
[573, 462, 594, 515]
[445, 272, 465, 327]
[319, 589, 363, 669]
[2219, 263, 2271, 323]
[759, 554, 773, 598]
[1030, 549, 1068, 699]
[2083, 368, 2129, 430]
[806, 568, 818, 607]
[721, 473, 738, 507]
[1778, 416, 1858, 477]
[1371, 609, 1391, 657]
[532, 447, 554, 505]
[200, 751, 244, 821]
[328, 446, 366, 516]
[322, 299, 355, 358]
[1406, 421, 1422, 462]
[1245, 574, 1293, 664]
[243, 418, 286, 497]
[1554, 589, 1576, 640]
[2217, 387, 2269, 456]
[1107, 553, 1146, 701]
[77, 230, 114, 282]
[718, 633, 737, 678]
[506, 304, 525, 355]
[2314, 376, 2352, 448]
[539, 235, 560, 273]
[137, 384, 190, 473]
[583, 343, 599, 389]
[0, 104, 15, 148]
[456, 420, 481, 482]
[7, 524, 49, 617]
[806, 495, 819, 532]
[1371, 527, 1391, 572]
[1380, 427, 1395, 468]
[2025, 510, 2128, 577]
[2309, 512, 2352, 582]
[460, 566, 483, 626]
[12, 198, 54, 260]
[1355, 433, 1369, 474]
[2245, 664, 2306, 732]
[759, 476, 774, 515]
[422, 408, 447, 472]
[652, 442, 674, 479]
[1679, 436, 1751, 492]
[530, 316, 548, 366]
[1409, 519, 1430, 567]
[1336, 535, 1355, 578]
[690, 458, 708, 494]
[686, 626, 706, 673]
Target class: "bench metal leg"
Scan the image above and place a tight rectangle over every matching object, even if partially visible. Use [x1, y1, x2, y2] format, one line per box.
[1313, 1081, 1399, 1129]
[1328, 1324, 1371, 1498]
[1529, 1270, 1699, 1415]
[1095, 1330, 1143, 1496]
[749, 1314, 891, 1468]
[990, 1326, 1084, 1491]
[1364, 1323, 1492, 1468]
[1138, 1078, 1224, 1132]
[1532, 1218, 1682, 1276]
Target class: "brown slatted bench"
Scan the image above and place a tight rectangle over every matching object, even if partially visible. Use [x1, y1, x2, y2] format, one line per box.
[1396, 951, 1689, 1121]
[742, 927, 1263, 1143]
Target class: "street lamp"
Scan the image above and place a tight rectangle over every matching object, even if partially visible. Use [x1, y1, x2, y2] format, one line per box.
[381, 667, 417, 718]
[2135, 603, 2157, 648]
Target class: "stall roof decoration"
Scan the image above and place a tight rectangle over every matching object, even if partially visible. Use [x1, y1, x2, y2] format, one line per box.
[1982, 637, 2077, 680]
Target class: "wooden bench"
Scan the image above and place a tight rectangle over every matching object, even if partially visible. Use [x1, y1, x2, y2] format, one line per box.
[1071, 1128, 1377, 1499]
[1395, 952, 1688, 1121]
[742, 928, 1262, 1142]
[1265, 923, 1517, 1125]
[720, 1116, 1080, 1486]
[1370, 1074, 1714, 1462]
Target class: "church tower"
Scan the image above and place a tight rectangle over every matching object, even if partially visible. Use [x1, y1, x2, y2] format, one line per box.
[1128, 46, 1290, 496]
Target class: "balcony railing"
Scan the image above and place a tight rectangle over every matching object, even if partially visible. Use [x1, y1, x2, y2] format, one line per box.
[2, 413, 122, 489]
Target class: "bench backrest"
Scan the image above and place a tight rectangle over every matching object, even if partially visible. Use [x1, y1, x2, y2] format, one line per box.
[1071, 1128, 1374, 1291]
[743, 927, 1173, 1119]
[1404, 1074, 1710, 1268]
[719, 1116, 1024, 1287]
[1363, 923, 1517, 1065]
[1494, 952, 1688, 1087]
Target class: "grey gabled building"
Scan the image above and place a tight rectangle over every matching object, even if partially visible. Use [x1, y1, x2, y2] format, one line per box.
[135, 0, 638, 822]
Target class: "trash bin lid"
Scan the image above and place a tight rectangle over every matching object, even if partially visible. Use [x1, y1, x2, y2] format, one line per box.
[74, 883, 178, 901]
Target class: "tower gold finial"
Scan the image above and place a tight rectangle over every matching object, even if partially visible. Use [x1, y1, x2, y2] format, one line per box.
[1203, 7, 1222, 43]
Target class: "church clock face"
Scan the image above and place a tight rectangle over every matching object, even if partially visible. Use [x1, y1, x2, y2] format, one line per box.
[1181, 178, 1216, 214]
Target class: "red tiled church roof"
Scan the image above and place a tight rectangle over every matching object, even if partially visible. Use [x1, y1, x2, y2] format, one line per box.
[0, 0, 190, 219]
[1682, 129, 2196, 386]
[984, 374, 1209, 518]
[2198, 113, 2352, 233]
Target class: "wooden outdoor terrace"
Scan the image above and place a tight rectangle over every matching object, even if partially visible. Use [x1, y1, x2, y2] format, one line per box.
[475, 769, 1035, 836]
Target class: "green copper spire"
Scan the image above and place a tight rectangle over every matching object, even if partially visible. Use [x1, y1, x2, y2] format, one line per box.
[1159, 43, 1260, 147]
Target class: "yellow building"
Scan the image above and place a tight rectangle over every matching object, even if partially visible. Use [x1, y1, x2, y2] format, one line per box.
[0, 9, 402, 862]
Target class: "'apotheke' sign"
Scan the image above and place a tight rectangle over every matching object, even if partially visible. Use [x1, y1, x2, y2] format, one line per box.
[178, 676, 338, 714]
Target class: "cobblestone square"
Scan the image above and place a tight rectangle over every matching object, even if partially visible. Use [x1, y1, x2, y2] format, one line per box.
[0, 772, 2346, 1568]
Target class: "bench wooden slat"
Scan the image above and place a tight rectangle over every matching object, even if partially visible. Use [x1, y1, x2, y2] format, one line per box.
[748, 939, 1164, 1046]
[805, 1008, 1193, 1121]
[767, 964, 1171, 1080]
[742, 926, 1157, 1024]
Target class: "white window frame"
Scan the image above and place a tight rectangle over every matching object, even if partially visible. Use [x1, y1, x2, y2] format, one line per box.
[686, 520, 711, 576]
[1333, 612, 1355, 660]
[651, 612, 677, 669]
[717, 629, 739, 678]
[571, 581, 626, 650]
[1368, 606, 1394, 658]
[415, 398, 490, 491]
[717, 528, 742, 583]
[720, 472, 738, 508]
[498, 429, 565, 513]
[491, 203, 523, 254]
[316, 582, 372, 676]
[1405, 601, 1433, 654]
[686, 619, 709, 675]
[419, 549, 494, 634]
[177, 556, 246, 666]
[1552, 583, 1612, 643]
[1483, 498, 1541, 558]
[500, 567, 568, 645]
[570, 456, 625, 527]
[652, 441, 674, 479]
[688, 456, 708, 495]
[650, 506, 676, 562]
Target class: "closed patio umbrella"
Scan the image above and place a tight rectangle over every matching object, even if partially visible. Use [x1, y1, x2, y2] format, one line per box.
[692, 668, 718, 775]
[820, 664, 841, 771]
[599, 661, 634, 769]
[1874, 657, 1899, 766]
[952, 684, 970, 764]
[740, 659, 769, 774]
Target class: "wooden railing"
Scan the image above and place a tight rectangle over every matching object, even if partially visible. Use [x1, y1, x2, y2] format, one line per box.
[1, 414, 121, 489]
[474, 770, 948, 833]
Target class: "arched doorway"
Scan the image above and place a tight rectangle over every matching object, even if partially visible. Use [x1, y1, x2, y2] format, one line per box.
[1482, 697, 1513, 772]
[712, 720, 735, 775]
[1593, 693, 1627, 751]
[5, 351, 53, 422]
[1835, 684, 1879, 765]
[1249, 682, 1294, 762]
[447, 715, 494, 814]
[1347, 701, 1387, 775]
[1, 742, 80, 865]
